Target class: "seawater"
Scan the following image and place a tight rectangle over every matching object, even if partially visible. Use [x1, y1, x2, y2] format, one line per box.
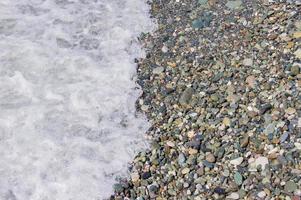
[0, 0, 153, 199]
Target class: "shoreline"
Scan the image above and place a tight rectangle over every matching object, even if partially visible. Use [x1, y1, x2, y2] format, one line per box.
[113, 0, 300, 199]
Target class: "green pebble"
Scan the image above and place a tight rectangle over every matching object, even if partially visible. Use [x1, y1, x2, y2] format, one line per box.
[234, 172, 243, 185]
[284, 181, 298, 192]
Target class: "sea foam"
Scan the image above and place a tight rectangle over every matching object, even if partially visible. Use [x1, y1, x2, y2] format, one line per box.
[0, 0, 153, 199]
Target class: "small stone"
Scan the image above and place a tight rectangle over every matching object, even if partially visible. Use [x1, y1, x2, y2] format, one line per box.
[226, 192, 240, 199]
[141, 172, 151, 180]
[206, 153, 216, 163]
[293, 31, 301, 39]
[294, 49, 301, 59]
[225, 0, 242, 10]
[214, 187, 226, 195]
[217, 147, 225, 159]
[257, 191, 266, 198]
[203, 160, 214, 169]
[161, 45, 168, 53]
[179, 87, 194, 106]
[192, 13, 213, 29]
[223, 169, 230, 177]
[189, 148, 198, 155]
[131, 172, 140, 183]
[198, 0, 208, 5]
[148, 184, 159, 198]
[291, 65, 300, 76]
[230, 157, 244, 166]
[182, 168, 190, 175]
[240, 135, 249, 147]
[223, 117, 231, 127]
[264, 123, 275, 135]
[286, 107, 296, 115]
[166, 141, 175, 147]
[242, 58, 253, 66]
[246, 75, 256, 88]
[113, 183, 124, 193]
[284, 181, 298, 193]
[234, 172, 243, 185]
[295, 142, 301, 150]
[255, 156, 269, 170]
[280, 132, 289, 143]
[153, 66, 164, 74]
[178, 153, 186, 166]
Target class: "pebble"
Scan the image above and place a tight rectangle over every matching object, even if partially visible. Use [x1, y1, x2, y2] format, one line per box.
[226, 192, 240, 200]
[178, 153, 186, 166]
[255, 157, 269, 170]
[280, 132, 289, 143]
[153, 66, 164, 74]
[225, 0, 242, 10]
[222, 117, 231, 127]
[286, 107, 297, 115]
[294, 48, 301, 59]
[182, 168, 190, 175]
[240, 135, 249, 147]
[257, 191, 266, 198]
[230, 157, 244, 166]
[206, 153, 216, 163]
[166, 141, 175, 147]
[284, 181, 298, 193]
[291, 65, 300, 76]
[234, 172, 243, 185]
[131, 172, 140, 183]
[179, 87, 194, 105]
[242, 58, 253, 66]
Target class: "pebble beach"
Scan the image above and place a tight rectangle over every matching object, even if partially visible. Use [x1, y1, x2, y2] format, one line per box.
[113, 0, 301, 199]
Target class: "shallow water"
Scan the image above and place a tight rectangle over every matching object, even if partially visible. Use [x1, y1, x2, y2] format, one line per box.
[0, 0, 153, 199]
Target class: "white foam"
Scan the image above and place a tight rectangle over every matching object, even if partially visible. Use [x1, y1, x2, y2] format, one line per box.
[0, 0, 154, 199]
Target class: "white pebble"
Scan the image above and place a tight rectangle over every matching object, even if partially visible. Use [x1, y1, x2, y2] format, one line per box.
[257, 191, 266, 198]
[230, 157, 244, 166]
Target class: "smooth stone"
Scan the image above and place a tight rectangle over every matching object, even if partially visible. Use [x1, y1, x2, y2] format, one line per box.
[198, 0, 208, 5]
[240, 135, 249, 147]
[217, 147, 225, 159]
[286, 107, 296, 115]
[234, 172, 243, 185]
[291, 65, 300, 76]
[182, 168, 190, 175]
[255, 156, 269, 170]
[192, 13, 213, 29]
[230, 157, 244, 166]
[142, 172, 151, 180]
[178, 153, 186, 166]
[294, 49, 301, 59]
[113, 183, 124, 193]
[257, 191, 266, 198]
[226, 192, 240, 199]
[242, 58, 253, 66]
[214, 187, 226, 195]
[285, 181, 298, 193]
[223, 169, 230, 177]
[166, 141, 175, 147]
[295, 142, 301, 150]
[264, 123, 275, 135]
[203, 160, 214, 169]
[223, 117, 231, 126]
[131, 172, 140, 183]
[206, 153, 216, 163]
[179, 87, 194, 105]
[153, 66, 164, 74]
[280, 132, 289, 143]
[226, 0, 242, 9]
